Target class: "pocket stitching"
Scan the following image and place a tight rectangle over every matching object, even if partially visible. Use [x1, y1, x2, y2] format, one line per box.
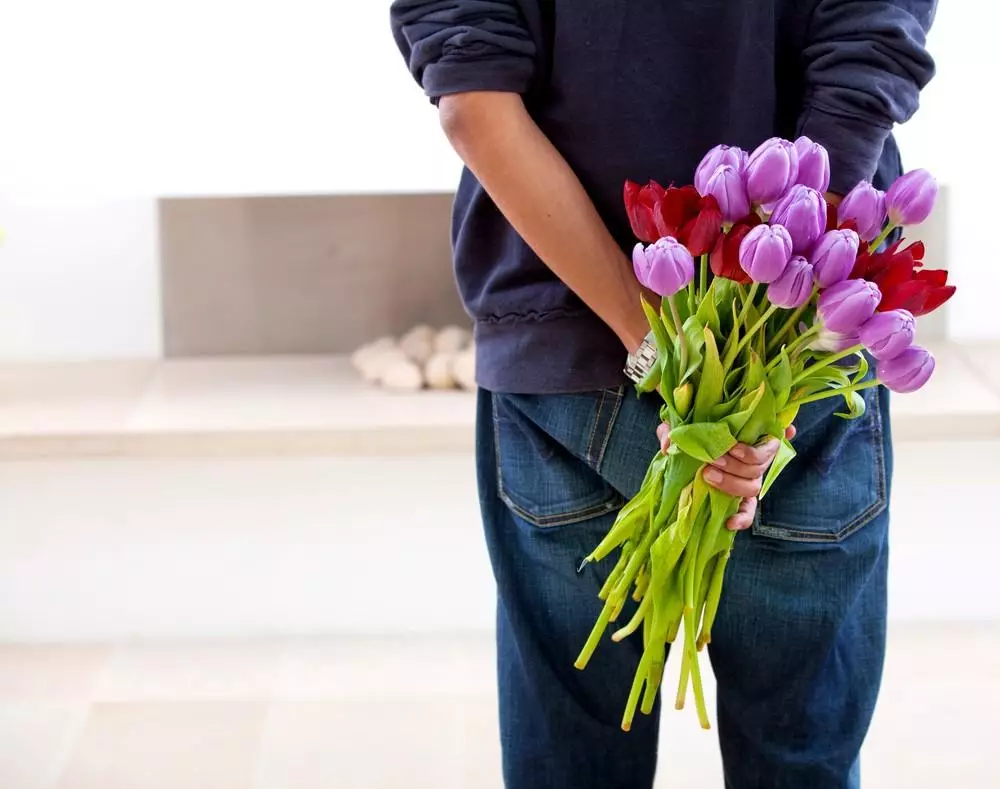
[492, 392, 623, 529]
[754, 399, 887, 543]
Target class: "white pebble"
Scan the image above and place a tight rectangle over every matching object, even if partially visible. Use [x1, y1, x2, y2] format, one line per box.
[379, 358, 425, 391]
[424, 352, 458, 390]
[434, 325, 473, 354]
[357, 347, 407, 383]
[451, 345, 476, 391]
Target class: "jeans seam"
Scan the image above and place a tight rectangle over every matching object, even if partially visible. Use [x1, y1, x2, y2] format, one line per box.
[591, 386, 624, 472]
[585, 389, 608, 467]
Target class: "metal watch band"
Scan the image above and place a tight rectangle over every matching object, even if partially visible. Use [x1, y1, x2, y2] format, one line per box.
[624, 331, 658, 384]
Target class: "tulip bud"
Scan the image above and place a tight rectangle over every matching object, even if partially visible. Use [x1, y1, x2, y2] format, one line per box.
[746, 138, 799, 204]
[838, 182, 887, 242]
[739, 223, 793, 283]
[695, 145, 747, 196]
[632, 237, 696, 297]
[886, 169, 938, 226]
[810, 325, 862, 353]
[858, 309, 916, 360]
[817, 279, 881, 334]
[767, 256, 814, 309]
[770, 185, 827, 254]
[704, 164, 751, 223]
[877, 345, 935, 393]
[810, 229, 860, 288]
[673, 383, 693, 418]
[793, 137, 831, 193]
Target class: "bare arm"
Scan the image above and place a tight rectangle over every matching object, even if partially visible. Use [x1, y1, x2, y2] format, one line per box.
[440, 91, 650, 353]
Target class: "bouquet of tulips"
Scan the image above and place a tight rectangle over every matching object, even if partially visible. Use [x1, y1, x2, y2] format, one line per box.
[574, 137, 955, 731]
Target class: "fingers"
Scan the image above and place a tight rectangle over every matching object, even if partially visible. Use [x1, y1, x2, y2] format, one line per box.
[702, 465, 763, 498]
[708, 452, 770, 483]
[728, 438, 781, 467]
[726, 497, 757, 531]
[785, 425, 797, 441]
[657, 423, 671, 454]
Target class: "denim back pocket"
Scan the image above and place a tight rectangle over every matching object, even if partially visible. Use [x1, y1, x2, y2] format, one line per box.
[755, 387, 889, 543]
[492, 389, 625, 529]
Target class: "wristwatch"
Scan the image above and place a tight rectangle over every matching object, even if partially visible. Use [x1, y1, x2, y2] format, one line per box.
[624, 331, 658, 384]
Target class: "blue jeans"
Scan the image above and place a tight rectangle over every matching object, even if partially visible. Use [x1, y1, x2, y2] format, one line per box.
[477, 383, 892, 789]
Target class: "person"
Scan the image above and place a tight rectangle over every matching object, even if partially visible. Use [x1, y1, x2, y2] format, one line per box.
[389, 2, 935, 788]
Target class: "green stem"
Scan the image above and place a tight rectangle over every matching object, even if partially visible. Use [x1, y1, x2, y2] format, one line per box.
[668, 295, 687, 376]
[735, 282, 760, 330]
[868, 222, 898, 253]
[790, 343, 864, 387]
[765, 290, 817, 353]
[731, 304, 779, 362]
[767, 324, 821, 371]
[686, 611, 711, 729]
[699, 254, 708, 299]
[787, 378, 881, 408]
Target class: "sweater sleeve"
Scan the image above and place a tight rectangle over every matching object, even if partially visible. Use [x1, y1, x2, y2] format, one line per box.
[796, 0, 937, 193]
[390, 0, 537, 102]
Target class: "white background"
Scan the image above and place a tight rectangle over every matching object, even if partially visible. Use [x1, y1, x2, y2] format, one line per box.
[0, 1, 995, 359]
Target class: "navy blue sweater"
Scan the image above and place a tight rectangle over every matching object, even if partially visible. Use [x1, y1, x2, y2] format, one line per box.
[390, 0, 935, 393]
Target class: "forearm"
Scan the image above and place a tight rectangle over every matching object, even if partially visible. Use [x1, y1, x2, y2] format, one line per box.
[440, 91, 649, 352]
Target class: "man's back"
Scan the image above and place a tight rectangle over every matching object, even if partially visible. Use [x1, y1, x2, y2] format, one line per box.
[391, 0, 933, 392]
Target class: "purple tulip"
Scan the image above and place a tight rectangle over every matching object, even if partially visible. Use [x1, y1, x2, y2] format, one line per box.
[817, 278, 882, 334]
[838, 182, 887, 242]
[738, 223, 793, 283]
[767, 256, 814, 308]
[695, 144, 747, 195]
[633, 237, 695, 297]
[886, 169, 938, 226]
[770, 185, 828, 254]
[746, 138, 799, 205]
[859, 309, 916, 360]
[793, 136, 831, 193]
[704, 164, 751, 223]
[810, 229, 860, 288]
[877, 345, 935, 393]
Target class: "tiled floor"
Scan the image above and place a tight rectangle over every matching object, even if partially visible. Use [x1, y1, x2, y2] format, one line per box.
[0, 627, 997, 789]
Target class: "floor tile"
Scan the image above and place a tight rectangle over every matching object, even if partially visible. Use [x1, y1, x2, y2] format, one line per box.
[254, 698, 460, 789]
[95, 641, 283, 702]
[0, 645, 110, 701]
[57, 701, 267, 789]
[0, 703, 89, 789]
[277, 634, 482, 700]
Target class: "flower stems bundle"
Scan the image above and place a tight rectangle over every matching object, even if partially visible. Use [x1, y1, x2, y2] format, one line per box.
[575, 138, 954, 731]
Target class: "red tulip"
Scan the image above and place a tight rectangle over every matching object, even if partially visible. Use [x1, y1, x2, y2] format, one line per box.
[624, 180, 666, 243]
[710, 213, 763, 284]
[850, 240, 955, 317]
[624, 180, 723, 255]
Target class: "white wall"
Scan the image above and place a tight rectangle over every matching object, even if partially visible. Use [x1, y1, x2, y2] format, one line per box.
[0, 2, 995, 360]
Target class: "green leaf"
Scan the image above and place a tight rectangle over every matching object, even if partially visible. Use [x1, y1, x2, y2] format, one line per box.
[744, 352, 765, 393]
[836, 390, 867, 420]
[641, 296, 671, 360]
[723, 382, 765, 437]
[668, 422, 739, 463]
[768, 348, 793, 411]
[759, 438, 796, 499]
[709, 399, 738, 420]
[853, 353, 871, 386]
[678, 316, 705, 385]
[635, 361, 661, 394]
[693, 328, 724, 422]
[696, 287, 721, 337]
[736, 381, 777, 444]
[723, 361, 746, 399]
[799, 364, 852, 390]
[721, 299, 741, 370]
